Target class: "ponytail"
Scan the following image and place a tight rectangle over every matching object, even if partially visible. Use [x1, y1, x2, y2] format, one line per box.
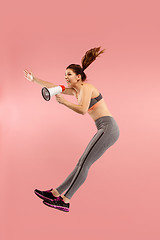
[81, 46, 106, 71]
[66, 46, 106, 81]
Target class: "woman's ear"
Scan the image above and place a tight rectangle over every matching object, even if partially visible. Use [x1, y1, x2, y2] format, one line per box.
[77, 74, 81, 80]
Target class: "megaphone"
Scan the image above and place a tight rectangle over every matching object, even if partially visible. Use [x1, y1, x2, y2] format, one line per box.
[42, 85, 65, 101]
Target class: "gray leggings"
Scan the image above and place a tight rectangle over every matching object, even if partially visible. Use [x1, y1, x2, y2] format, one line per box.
[56, 116, 120, 199]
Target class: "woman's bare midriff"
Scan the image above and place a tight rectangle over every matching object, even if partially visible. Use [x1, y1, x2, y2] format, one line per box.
[75, 83, 113, 121]
[88, 99, 112, 121]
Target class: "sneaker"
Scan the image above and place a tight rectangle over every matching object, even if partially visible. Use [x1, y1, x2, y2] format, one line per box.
[34, 188, 59, 202]
[43, 196, 70, 212]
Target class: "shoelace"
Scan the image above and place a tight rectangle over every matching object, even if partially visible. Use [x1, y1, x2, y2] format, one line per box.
[53, 197, 68, 205]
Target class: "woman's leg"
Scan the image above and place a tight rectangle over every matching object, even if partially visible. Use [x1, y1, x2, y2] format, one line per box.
[63, 122, 119, 200]
[55, 165, 79, 195]
[55, 117, 119, 201]
[55, 129, 105, 196]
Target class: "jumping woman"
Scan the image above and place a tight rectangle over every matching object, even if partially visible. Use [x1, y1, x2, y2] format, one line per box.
[24, 46, 120, 212]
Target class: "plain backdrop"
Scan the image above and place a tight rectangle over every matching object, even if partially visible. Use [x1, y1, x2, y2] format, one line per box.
[0, 0, 160, 240]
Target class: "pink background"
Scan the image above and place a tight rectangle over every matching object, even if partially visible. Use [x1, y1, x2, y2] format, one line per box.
[1, 0, 160, 239]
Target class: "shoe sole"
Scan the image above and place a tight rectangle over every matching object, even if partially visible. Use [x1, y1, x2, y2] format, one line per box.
[34, 190, 56, 202]
[43, 201, 69, 212]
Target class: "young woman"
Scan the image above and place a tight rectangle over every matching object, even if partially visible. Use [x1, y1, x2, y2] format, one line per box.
[24, 46, 120, 212]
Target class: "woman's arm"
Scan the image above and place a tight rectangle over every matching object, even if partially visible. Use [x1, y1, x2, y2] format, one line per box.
[34, 77, 76, 96]
[63, 100, 85, 114]
[24, 70, 58, 88]
[33, 77, 58, 88]
[56, 84, 92, 115]
[24, 69, 76, 95]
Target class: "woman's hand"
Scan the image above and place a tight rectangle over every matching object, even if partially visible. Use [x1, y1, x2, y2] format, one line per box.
[55, 94, 67, 105]
[24, 69, 35, 82]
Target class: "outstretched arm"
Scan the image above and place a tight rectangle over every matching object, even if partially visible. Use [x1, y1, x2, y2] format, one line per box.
[24, 69, 76, 96]
[24, 69, 57, 88]
[34, 77, 58, 88]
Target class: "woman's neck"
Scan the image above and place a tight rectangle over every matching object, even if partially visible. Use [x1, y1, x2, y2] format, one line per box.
[73, 81, 84, 94]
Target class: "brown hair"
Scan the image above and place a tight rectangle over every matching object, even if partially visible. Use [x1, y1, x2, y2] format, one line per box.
[66, 46, 106, 81]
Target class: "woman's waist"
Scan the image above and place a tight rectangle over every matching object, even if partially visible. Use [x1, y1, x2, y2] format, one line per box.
[88, 100, 112, 119]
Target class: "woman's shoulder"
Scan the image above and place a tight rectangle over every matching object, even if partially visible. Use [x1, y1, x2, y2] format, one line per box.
[82, 83, 100, 97]
[82, 82, 94, 89]
[73, 82, 99, 99]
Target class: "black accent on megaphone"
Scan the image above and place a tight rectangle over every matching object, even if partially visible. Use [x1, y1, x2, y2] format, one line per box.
[42, 87, 51, 101]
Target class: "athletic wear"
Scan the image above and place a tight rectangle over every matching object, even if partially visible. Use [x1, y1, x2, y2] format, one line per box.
[34, 188, 58, 202]
[56, 116, 120, 200]
[43, 196, 70, 212]
[88, 93, 103, 111]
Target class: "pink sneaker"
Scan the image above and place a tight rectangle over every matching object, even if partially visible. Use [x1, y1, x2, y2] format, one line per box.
[43, 196, 70, 212]
[34, 188, 59, 202]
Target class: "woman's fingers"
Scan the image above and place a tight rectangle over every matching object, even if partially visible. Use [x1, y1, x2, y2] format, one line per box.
[24, 69, 33, 81]
[24, 69, 31, 75]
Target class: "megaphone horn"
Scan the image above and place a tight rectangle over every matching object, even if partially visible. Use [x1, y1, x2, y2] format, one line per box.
[42, 85, 65, 101]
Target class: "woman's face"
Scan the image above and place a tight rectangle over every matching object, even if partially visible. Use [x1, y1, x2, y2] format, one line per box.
[65, 68, 81, 87]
